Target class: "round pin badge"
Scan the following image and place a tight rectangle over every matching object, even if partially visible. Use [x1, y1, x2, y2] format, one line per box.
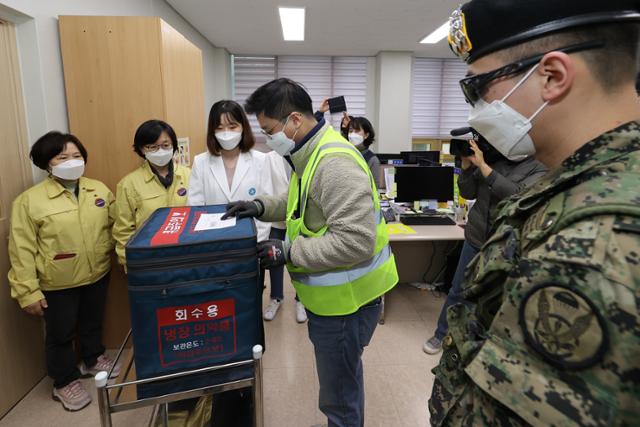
[177, 188, 187, 197]
[248, 187, 256, 196]
[95, 198, 106, 208]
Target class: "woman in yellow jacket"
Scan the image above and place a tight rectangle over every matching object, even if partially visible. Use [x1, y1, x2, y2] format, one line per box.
[8, 131, 119, 412]
[114, 121, 206, 426]
[113, 120, 190, 266]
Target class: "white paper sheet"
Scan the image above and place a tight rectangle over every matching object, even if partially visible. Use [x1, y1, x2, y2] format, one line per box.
[193, 213, 236, 232]
[384, 168, 395, 199]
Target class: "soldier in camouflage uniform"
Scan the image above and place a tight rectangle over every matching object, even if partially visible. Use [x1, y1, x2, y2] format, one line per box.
[429, 1, 640, 425]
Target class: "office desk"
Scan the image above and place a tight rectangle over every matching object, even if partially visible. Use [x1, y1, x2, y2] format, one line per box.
[390, 225, 464, 282]
[389, 225, 465, 243]
[382, 224, 465, 323]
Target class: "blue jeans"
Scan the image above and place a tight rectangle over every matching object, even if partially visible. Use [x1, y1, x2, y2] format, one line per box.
[434, 241, 480, 340]
[268, 227, 298, 301]
[307, 299, 382, 427]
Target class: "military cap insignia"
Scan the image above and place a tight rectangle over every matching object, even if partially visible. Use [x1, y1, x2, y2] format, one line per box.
[448, 7, 473, 60]
[519, 284, 608, 369]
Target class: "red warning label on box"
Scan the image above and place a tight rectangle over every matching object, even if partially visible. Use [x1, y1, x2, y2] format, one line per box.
[156, 298, 237, 367]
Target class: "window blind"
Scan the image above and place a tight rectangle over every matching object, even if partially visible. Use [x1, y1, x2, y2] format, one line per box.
[234, 55, 369, 135]
[232, 56, 276, 137]
[412, 57, 469, 138]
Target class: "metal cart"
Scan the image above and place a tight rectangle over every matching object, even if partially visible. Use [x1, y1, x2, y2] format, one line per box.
[94, 329, 264, 427]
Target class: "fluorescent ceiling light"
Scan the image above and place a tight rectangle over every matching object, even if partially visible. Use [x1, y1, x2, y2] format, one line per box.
[420, 21, 450, 44]
[279, 7, 305, 41]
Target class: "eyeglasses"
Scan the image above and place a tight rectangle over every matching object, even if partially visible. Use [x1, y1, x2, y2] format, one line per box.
[459, 40, 605, 106]
[260, 123, 281, 139]
[260, 115, 292, 139]
[142, 142, 173, 153]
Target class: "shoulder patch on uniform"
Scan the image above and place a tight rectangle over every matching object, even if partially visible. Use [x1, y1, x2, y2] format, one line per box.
[519, 284, 608, 370]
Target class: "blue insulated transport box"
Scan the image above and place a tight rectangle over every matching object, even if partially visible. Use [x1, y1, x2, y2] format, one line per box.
[126, 205, 262, 398]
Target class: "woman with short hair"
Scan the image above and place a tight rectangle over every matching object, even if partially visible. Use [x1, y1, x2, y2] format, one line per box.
[8, 131, 119, 412]
[113, 119, 190, 266]
[349, 116, 381, 188]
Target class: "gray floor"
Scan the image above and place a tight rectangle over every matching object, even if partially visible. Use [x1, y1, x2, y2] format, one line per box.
[1, 279, 445, 427]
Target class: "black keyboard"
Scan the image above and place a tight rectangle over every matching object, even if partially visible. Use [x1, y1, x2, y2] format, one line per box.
[399, 214, 456, 226]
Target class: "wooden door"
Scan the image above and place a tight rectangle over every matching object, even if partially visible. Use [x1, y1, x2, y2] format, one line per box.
[0, 20, 46, 418]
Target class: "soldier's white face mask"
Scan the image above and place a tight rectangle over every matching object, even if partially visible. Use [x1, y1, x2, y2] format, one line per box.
[468, 65, 549, 162]
[51, 159, 85, 181]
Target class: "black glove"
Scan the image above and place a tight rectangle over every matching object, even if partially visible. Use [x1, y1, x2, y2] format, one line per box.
[257, 239, 289, 269]
[222, 200, 264, 220]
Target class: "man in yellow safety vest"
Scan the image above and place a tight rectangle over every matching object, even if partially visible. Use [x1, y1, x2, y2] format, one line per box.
[224, 78, 398, 427]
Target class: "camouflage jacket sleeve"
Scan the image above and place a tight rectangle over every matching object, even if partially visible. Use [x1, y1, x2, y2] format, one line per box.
[460, 214, 640, 427]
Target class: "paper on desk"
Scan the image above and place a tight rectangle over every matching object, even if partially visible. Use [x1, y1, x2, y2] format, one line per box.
[194, 213, 236, 231]
[384, 168, 396, 199]
[386, 223, 416, 235]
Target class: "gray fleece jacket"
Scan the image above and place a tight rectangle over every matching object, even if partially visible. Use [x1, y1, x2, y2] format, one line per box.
[258, 122, 377, 272]
[459, 156, 548, 249]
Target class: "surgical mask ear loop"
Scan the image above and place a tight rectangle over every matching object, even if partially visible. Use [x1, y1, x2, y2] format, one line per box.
[501, 64, 550, 122]
[288, 114, 302, 142]
[280, 114, 298, 141]
[501, 65, 540, 102]
[528, 99, 549, 122]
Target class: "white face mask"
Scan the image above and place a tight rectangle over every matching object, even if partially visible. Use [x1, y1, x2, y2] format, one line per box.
[348, 133, 365, 145]
[215, 131, 242, 150]
[146, 148, 174, 167]
[468, 65, 549, 162]
[266, 116, 298, 157]
[51, 158, 85, 181]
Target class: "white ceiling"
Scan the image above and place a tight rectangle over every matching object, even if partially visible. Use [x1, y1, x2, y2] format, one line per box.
[167, 0, 462, 57]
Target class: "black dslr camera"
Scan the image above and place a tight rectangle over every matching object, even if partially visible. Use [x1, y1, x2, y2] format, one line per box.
[449, 138, 475, 157]
[450, 127, 479, 157]
[449, 127, 503, 164]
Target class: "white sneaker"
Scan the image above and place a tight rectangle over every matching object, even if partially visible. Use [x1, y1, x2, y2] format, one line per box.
[80, 354, 121, 378]
[295, 301, 308, 323]
[52, 380, 92, 411]
[423, 336, 443, 355]
[263, 299, 282, 321]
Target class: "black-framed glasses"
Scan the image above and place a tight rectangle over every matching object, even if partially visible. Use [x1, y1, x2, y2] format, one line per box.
[459, 40, 605, 106]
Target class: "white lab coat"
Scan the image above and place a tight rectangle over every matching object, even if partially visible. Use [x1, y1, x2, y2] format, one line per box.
[188, 149, 272, 242]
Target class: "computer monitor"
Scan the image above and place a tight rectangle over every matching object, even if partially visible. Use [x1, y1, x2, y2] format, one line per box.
[401, 151, 440, 165]
[394, 166, 454, 203]
[377, 153, 403, 165]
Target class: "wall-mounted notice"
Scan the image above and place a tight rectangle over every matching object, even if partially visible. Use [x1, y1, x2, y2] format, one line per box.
[175, 137, 191, 167]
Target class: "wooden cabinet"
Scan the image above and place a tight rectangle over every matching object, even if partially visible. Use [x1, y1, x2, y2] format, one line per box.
[59, 16, 207, 347]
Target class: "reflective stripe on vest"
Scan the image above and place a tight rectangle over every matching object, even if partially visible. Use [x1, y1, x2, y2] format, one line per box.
[289, 244, 392, 287]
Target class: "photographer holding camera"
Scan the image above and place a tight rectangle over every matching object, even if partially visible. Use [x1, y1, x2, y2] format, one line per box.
[423, 129, 547, 354]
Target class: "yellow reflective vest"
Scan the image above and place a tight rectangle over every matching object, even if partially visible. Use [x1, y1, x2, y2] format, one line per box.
[286, 127, 399, 315]
[8, 176, 115, 308]
[113, 161, 190, 264]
